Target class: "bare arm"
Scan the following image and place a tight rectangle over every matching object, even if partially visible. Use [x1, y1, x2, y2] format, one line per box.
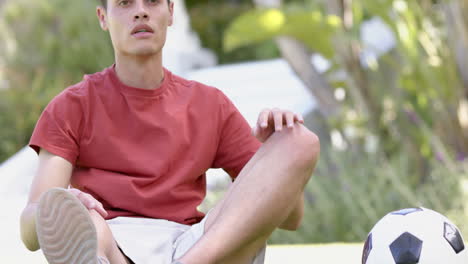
[20, 148, 73, 251]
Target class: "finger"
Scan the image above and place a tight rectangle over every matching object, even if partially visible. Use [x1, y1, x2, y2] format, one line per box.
[258, 109, 270, 128]
[81, 193, 96, 209]
[81, 193, 102, 212]
[88, 198, 108, 218]
[294, 113, 304, 123]
[69, 189, 92, 208]
[68, 189, 107, 217]
[272, 109, 283, 131]
[95, 202, 108, 218]
[285, 112, 294, 128]
[252, 124, 263, 138]
[68, 188, 81, 197]
[252, 125, 259, 138]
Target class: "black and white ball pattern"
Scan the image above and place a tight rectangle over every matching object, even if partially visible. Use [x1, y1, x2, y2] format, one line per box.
[362, 207, 468, 264]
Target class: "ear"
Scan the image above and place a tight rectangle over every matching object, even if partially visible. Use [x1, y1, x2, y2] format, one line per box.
[168, 1, 174, 26]
[96, 6, 108, 31]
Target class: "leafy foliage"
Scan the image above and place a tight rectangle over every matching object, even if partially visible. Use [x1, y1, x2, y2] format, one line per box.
[0, 0, 113, 162]
[224, 8, 340, 58]
[201, 144, 468, 244]
[224, 0, 468, 243]
[270, 147, 467, 243]
[188, 2, 281, 64]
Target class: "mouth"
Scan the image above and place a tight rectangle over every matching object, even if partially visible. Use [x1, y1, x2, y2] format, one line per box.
[131, 24, 154, 35]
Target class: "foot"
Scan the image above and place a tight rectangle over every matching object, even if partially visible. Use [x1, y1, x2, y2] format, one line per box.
[36, 187, 105, 264]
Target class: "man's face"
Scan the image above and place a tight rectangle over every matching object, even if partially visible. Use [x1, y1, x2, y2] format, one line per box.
[97, 0, 174, 56]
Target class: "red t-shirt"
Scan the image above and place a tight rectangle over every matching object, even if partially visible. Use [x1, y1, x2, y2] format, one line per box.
[29, 65, 261, 225]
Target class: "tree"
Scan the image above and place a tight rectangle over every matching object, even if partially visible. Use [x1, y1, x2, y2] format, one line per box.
[225, 0, 468, 243]
[225, 0, 468, 167]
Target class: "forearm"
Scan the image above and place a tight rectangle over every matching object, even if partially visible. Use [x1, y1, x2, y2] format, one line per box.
[279, 193, 304, 230]
[20, 203, 40, 251]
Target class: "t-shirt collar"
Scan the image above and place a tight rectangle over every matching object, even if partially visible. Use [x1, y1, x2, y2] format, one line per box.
[108, 63, 172, 98]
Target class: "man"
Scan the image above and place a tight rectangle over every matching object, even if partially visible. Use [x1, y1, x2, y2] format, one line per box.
[19, 0, 320, 263]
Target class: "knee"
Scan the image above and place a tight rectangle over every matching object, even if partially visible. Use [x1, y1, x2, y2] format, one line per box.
[280, 124, 320, 170]
[300, 125, 320, 164]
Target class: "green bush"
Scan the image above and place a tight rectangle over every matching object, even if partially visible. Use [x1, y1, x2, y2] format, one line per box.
[0, 0, 113, 162]
[269, 147, 467, 244]
[222, 0, 468, 243]
[201, 145, 468, 244]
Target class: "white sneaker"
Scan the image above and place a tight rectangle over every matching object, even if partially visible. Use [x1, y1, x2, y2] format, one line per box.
[36, 187, 104, 264]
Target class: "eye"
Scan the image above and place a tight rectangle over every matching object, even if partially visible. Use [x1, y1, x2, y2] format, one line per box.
[119, 0, 130, 6]
[147, 0, 159, 3]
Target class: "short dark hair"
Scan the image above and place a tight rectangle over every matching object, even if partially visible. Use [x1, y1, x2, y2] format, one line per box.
[99, 0, 171, 9]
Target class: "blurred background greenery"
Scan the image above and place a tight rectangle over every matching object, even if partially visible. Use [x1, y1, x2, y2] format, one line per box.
[1, 0, 467, 247]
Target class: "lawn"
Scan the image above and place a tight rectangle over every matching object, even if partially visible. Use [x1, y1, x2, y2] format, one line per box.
[4, 243, 364, 263]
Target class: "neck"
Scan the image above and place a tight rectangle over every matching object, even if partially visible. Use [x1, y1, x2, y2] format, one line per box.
[114, 52, 164, 90]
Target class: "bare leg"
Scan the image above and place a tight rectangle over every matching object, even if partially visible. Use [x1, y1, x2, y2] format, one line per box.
[178, 124, 320, 264]
[89, 210, 132, 264]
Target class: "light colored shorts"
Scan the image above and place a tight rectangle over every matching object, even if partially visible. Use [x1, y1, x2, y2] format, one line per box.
[107, 213, 266, 264]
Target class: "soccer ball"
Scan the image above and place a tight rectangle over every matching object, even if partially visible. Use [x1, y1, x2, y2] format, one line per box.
[362, 207, 468, 264]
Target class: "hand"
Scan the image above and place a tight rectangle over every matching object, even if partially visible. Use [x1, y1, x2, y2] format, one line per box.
[252, 108, 304, 142]
[68, 188, 108, 218]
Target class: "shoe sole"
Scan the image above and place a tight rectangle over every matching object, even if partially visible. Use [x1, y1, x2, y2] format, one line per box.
[36, 187, 98, 264]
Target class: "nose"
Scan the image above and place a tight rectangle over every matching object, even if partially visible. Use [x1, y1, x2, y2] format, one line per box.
[134, 12, 148, 20]
[134, 2, 149, 20]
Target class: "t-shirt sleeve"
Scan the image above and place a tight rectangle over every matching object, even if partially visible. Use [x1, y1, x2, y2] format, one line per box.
[29, 89, 84, 165]
[212, 90, 261, 180]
